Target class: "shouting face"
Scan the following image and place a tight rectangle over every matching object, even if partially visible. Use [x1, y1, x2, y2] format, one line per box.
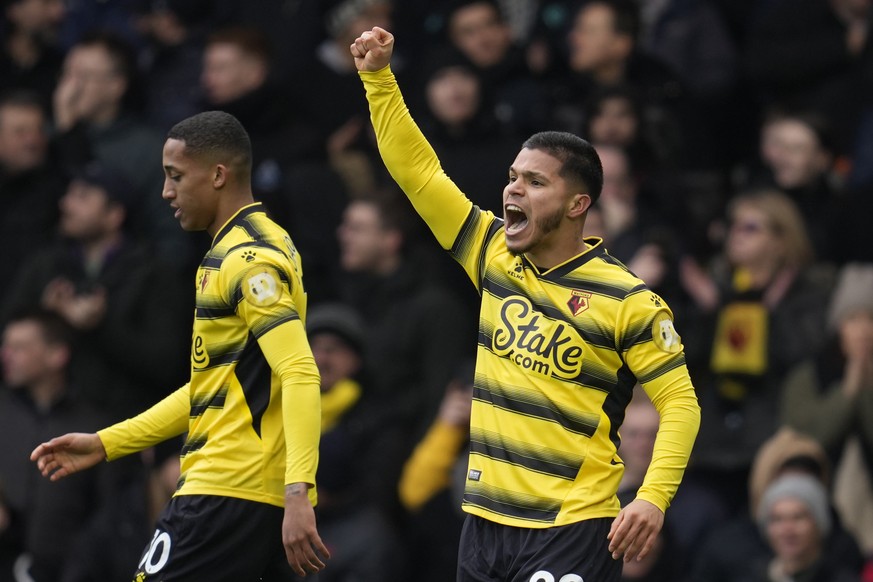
[503, 148, 585, 262]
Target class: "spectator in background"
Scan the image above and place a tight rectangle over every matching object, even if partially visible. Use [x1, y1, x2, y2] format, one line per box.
[335, 191, 474, 518]
[398, 360, 475, 582]
[306, 303, 401, 582]
[549, 0, 689, 163]
[0, 90, 64, 307]
[439, 0, 547, 134]
[416, 53, 521, 215]
[52, 31, 194, 270]
[0, 309, 115, 582]
[134, 0, 217, 132]
[201, 27, 289, 216]
[635, 0, 737, 102]
[753, 474, 860, 582]
[742, 110, 841, 261]
[0, 0, 65, 104]
[228, 0, 321, 86]
[743, 0, 872, 157]
[617, 386, 722, 575]
[633, 0, 739, 169]
[617, 387, 660, 499]
[681, 190, 833, 516]
[583, 85, 669, 174]
[614, 393, 683, 582]
[61, 438, 183, 582]
[200, 25, 349, 304]
[780, 263, 873, 556]
[848, 44, 873, 188]
[0, 162, 190, 421]
[593, 144, 647, 263]
[308, 0, 395, 198]
[689, 428, 865, 582]
[594, 142, 691, 285]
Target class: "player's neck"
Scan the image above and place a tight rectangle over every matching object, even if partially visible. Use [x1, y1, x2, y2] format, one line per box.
[207, 191, 256, 238]
[526, 237, 590, 271]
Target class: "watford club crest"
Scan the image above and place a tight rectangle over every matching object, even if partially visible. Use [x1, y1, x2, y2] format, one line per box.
[198, 271, 210, 294]
[568, 290, 592, 316]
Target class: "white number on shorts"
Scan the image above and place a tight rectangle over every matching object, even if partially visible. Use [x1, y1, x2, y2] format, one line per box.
[139, 529, 172, 574]
[529, 571, 584, 582]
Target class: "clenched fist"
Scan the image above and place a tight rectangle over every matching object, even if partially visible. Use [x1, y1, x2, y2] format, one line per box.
[350, 26, 394, 72]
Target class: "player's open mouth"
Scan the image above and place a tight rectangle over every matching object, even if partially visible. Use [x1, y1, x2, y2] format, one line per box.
[505, 204, 528, 235]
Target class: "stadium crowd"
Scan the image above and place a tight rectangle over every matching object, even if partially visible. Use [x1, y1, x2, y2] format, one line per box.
[0, 0, 872, 580]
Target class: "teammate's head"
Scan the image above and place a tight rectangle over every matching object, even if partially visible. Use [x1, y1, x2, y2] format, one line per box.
[163, 111, 253, 234]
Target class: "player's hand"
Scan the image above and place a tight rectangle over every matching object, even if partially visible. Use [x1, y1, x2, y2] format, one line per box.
[30, 432, 106, 481]
[607, 498, 664, 563]
[282, 483, 330, 576]
[350, 26, 394, 72]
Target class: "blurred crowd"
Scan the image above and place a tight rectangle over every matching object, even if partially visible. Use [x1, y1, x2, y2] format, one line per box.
[1, 0, 872, 580]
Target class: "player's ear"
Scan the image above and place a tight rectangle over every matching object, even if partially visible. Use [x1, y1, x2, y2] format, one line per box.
[568, 192, 592, 218]
[213, 164, 227, 189]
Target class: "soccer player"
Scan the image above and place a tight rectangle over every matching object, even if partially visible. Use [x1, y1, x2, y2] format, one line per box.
[30, 111, 329, 580]
[351, 27, 701, 582]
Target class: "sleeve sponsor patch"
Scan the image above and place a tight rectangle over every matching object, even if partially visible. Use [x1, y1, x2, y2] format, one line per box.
[241, 265, 283, 307]
[652, 311, 681, 353]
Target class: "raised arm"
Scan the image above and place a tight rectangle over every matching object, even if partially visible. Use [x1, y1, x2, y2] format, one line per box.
[352, 27, 475, 251]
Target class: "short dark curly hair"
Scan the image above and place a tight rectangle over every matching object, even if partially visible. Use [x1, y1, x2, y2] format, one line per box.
[167, 111, 253, 181]
[522, 131, 604, 203]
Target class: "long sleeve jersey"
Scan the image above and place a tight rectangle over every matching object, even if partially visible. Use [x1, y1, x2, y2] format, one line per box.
[99, 203, 321, 508]
[361, 66, 700, 528]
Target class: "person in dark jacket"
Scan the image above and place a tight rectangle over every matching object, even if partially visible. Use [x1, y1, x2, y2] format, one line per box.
[0, 309, 117, 582]
[0, 162, 190, 420]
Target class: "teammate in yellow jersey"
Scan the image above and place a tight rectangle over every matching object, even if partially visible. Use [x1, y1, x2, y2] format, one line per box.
[352, 27, 701, 582]
[30, 111, 329, 580]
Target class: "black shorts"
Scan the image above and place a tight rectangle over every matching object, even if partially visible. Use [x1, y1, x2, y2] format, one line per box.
[457, 514, 622, 582]
[132, 495, 315, 582]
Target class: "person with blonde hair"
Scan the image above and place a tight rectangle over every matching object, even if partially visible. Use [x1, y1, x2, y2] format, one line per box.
[680, 189, 833, 518]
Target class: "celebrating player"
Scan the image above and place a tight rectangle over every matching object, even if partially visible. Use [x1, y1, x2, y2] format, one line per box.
[352, 27, 700, 582]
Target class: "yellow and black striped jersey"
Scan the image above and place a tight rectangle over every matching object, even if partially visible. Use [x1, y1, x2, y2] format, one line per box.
[99, 203, 321, 508]
[361, 66, 700, 528]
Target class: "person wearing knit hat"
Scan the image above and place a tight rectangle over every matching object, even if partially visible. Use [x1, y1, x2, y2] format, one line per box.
[747, 427, 831, 518]
[688, 427, 866, 582]
[306, 302, 365, 359]
[757, 474, 832, 540]
[755, 473, 860, 582]
[305, 301, 399, 582]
